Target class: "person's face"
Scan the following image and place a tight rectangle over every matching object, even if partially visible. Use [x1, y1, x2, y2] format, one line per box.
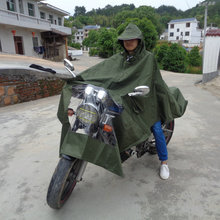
[123, 39, 139, 53]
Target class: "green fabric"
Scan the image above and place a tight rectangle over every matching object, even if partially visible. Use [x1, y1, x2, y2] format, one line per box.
[118, 23, 143, 40]
[57, 23, 188, 176]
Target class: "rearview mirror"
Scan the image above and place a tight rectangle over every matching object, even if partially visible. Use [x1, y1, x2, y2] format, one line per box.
[64, 58, 74, 71]
[64, 58, 76, 77]
[128, 86, 150, 97]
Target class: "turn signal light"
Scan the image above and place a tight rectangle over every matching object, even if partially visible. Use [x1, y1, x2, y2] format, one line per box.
[103, 124, 113, 132]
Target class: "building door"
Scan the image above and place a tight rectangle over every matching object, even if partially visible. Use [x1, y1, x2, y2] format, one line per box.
[14, 36, 24, 55]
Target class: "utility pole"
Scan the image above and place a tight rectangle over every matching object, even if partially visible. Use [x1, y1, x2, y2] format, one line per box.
[199, 0, 216, 82]
[203, 4, 208, 39]
[202, 2, 208, 80]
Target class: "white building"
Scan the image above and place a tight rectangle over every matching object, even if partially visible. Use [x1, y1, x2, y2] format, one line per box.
[74, 25, 100, 45]
[0, 0, 71, 61]
[203, 29, 220, 83]
[160, 29, 168, 41]
[74, 29, 84, 45]
[168, 18, 203, 47]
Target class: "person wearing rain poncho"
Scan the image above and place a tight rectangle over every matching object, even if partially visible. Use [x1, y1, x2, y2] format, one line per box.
[58, 23, 188, 179]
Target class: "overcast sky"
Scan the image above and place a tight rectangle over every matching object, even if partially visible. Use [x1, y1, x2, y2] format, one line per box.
[43, 0, 202, 15]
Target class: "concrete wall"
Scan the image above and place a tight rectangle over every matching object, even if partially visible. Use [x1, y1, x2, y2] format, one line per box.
[203, 36, 220, 82]
[0, 69, 65, 107]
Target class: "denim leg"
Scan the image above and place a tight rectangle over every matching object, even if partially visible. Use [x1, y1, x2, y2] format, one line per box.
[151, 121, 168, 161]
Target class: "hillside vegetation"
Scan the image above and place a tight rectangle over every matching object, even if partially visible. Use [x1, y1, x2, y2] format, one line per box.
[65, 0, 220, 33]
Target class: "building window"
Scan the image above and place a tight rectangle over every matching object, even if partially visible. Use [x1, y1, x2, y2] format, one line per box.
[77, 37, 79, 40]
[176, 36, 179, 40]
[170, 32, 174, 37]
[185, 32, 190, 36]
[177, 28, 180, 32]
[54, 20, 57, 25]
[58, 17, 62, 26]
[181, 32, 183, 36]
[186, 23, 190, 27]
[18, 0, 24, 14]
[170, 24, 174, 29]
[28, 3, 35, 16]
[7, 0, 16, 12]
[49, 15, 53, 24]
[32, 37, 38, 47]
[40, 12, 45, 19]
[184, 40, 189, 43]
[0, 40, 2, 52]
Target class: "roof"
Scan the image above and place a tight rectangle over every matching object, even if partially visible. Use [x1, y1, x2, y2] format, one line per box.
[84, 25, 101, 30]
[206, 29, 220, 37]
[169, 18, 197, 24]
[38, 2, 70, 16]
[51, 28, 69, 36]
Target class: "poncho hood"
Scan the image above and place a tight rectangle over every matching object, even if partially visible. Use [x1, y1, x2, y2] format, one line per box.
[118, 23, 143, 41]
[57, 24, 188, 176]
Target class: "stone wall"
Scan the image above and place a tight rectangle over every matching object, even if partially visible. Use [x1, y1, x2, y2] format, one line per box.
[0, 69, 66, 107]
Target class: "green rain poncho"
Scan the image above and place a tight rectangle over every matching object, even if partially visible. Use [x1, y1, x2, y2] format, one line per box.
[57, 23, 188, 176]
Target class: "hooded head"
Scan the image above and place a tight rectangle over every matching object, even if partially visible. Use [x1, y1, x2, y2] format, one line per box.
[118, 23, 144, 55]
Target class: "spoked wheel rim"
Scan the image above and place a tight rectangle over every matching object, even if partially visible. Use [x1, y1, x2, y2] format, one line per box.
[146, 120, 175, 154]
[60, 160, 81, 204]
[162, 121, 175, 144]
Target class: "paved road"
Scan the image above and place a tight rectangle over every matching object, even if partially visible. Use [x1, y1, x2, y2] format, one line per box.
[0, 54, 220, 220]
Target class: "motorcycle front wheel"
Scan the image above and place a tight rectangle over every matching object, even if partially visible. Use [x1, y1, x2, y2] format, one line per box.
[46, 157, 82, 209]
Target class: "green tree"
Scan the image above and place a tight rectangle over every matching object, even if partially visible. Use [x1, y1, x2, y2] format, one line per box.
[188, 46, 202, 66]
[82, 30, 100, 47]
[72, 18, 83, 29]
[154, 43, 169, 64]
[69, 42, 81, 49]
[162, 43, 187, 73]
[74, 6, 86, 17]
[117, 18, 158, 51]
[64, 18, 73, 27]
[113, 6, 162, 34]
[97, 28, 118, 58]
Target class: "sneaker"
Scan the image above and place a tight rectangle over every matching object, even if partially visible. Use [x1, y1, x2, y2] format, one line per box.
[160, 164, 169, 180]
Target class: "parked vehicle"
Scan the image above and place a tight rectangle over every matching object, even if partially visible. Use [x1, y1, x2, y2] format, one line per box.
[46, 59, 174, 209]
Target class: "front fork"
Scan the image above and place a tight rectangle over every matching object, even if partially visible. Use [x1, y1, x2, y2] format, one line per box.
[76, 161, 88, 181]
[62, 154, 88, 182]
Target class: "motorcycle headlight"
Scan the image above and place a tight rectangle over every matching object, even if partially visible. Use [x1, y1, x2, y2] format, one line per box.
[76, 104, 99, 126]
[97, 90, 107, 102]
[85, 86, 94, 96]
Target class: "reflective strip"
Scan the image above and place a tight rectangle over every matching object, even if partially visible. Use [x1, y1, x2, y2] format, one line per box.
[79, 107, 96, 115]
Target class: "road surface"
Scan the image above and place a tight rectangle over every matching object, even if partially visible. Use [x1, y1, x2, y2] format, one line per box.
[0, 53, 220, 220]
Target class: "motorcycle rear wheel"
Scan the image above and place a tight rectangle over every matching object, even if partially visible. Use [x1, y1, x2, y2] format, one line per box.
[148, 120, 175, 154]
[47, 157, 82, 209]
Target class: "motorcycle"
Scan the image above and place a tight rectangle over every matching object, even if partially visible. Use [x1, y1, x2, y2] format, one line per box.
[46, 59, 174, 209]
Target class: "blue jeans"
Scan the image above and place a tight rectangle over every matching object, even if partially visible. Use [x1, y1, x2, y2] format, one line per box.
[151, 121, 168, 161]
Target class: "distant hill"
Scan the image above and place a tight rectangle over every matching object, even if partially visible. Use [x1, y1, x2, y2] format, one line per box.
[66, 1, 219, 32]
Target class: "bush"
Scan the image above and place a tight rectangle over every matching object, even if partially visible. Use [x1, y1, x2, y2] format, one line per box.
[187, 46, 202, 67]
[186, 66, 202, 74]
[69, 42, 81, 49]
[89, 48, 99, 56]
[162, 43, 187, 73]
[154, 42, 169, 64]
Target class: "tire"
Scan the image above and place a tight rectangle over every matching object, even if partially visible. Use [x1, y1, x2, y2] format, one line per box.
[47, 157, 82, 209]
[148, 120, 175, 154]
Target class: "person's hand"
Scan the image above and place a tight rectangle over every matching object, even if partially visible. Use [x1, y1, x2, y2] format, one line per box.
[68, 108, 75, 116]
